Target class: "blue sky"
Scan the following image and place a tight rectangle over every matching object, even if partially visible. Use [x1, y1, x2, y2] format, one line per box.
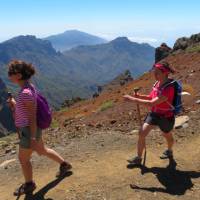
[0, 0, 200, 47]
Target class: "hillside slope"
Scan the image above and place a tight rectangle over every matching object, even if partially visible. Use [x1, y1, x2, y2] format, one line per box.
[55, 51, 200, 130]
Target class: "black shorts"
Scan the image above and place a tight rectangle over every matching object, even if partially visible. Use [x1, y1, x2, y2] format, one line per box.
[144, 112, 175, 133]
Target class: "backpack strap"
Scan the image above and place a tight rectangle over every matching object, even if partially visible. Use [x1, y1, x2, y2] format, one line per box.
[160, 79, 175, 90]
[153, 81, 159, 88]
[159, 79, 176, 111]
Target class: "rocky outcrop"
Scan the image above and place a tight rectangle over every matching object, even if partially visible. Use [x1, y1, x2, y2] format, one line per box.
[173, 33, 200, 51]
[155, 43, 172, 63]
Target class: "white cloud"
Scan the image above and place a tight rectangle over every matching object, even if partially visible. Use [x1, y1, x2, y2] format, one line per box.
[128, 36, 158, 43]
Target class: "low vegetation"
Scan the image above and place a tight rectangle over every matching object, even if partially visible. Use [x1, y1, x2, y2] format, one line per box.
[186, 45, 200, 53]
[99, 100, 114, 111]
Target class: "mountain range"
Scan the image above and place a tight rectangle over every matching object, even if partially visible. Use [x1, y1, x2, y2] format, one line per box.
[63, 37, 154, 83]
[0, 33, 155, 107]
[0, 30, 155, 134]
[44, 30, 107, 52]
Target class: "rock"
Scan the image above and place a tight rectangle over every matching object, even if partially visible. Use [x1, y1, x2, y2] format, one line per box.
[110, 120, 117, 124]
[11, 150, 16, 155]
[130, 130, 139, 134]
[13, 141, 20, 145]
[54, 127, 60, 132]
[63, 123, 68, 127]
[182, 123, 189, 129]
[174, 115, 190, 129]
[96, 123, 103, 128]
[181, 91, 191, 96]
[191, 111, 196, 114]
[0, 159, 16, 168]
[5, 149, 12, 154]
[155, 43, 172, 63]
[75, 125, 81, 130]
[173, 33, 200, 52]
[173, 37, 189, 51]
[87, 123, 95, 127]
[196, 100, 200, 104]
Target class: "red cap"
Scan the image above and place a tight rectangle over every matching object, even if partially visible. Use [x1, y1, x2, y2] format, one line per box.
[153, 63, 171, 75]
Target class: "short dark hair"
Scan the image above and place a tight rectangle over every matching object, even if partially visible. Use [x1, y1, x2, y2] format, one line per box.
[8, 60, 35, 80]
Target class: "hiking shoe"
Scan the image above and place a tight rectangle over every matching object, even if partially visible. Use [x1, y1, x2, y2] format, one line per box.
[160, 150, 173, 159]
[13, 181, 36, 196]
[56, 161, 72, 178]
[127, 156, 142, 165]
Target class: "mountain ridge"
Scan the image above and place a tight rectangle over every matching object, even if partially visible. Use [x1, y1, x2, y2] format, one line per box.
[44, 30, 107, 51]
[0, 35, 154, 107]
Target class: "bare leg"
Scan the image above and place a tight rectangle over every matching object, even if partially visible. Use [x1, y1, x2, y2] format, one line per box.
[18, 147, 33, 182]
[34, 138, 65, 164]
[137, 123, 155, 158]
[162, 132, 174, 151]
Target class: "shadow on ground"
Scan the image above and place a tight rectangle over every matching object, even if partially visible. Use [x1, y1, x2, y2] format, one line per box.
[127, 157, 200, 195]
[15, 171, 72, 200]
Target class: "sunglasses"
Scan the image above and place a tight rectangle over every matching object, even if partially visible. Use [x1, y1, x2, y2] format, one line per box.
[8, 71, 19, 76]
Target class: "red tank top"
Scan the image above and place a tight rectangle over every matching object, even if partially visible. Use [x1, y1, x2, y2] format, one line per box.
[149, 81, 175, 117]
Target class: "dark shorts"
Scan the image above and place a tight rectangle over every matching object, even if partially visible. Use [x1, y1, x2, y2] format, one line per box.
[18, 127, 42, 149]
[144, 112, 175, 133]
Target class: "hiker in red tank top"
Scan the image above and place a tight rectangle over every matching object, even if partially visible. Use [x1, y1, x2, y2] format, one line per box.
[124, 61, 176, 165]
[149, 80, 175, 118]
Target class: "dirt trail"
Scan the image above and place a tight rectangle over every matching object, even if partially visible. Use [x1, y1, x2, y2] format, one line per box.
[0, 131, 200, 200]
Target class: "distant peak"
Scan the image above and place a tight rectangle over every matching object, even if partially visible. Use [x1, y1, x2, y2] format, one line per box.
[111, 37, 130, 43]
[63, 29, 81, 34]
[8, 35, 36, 41]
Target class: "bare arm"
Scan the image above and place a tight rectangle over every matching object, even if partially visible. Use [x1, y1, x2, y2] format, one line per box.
[7, 97, 16, 119]
[124, 95, 167, 107]
[134, 94, 152, 100]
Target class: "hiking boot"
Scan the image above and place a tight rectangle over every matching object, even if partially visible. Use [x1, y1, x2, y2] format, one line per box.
[13, 181, 36, 196]
[160, 150, 173, 159]
[127, 156, 142, 165]
[56, 161, 72, 178]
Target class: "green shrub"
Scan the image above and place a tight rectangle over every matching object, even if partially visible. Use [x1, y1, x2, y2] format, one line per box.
[51, 119, 59, 128]
[0, 134, 16, 148]
[99, 100, 113, 111]
[186, 45, 200, 53]
[59, 107, 69, 112]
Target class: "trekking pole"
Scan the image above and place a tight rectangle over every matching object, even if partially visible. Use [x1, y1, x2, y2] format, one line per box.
[133, 87, 142, 127]
[133, 87, 147, 167]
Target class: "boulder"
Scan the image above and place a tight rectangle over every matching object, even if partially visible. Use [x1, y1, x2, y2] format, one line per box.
[174, 115, 189, 129]
[155, 43, 172, 63]
[196, 100, 200, 104]
[0, 159, 16, 168]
